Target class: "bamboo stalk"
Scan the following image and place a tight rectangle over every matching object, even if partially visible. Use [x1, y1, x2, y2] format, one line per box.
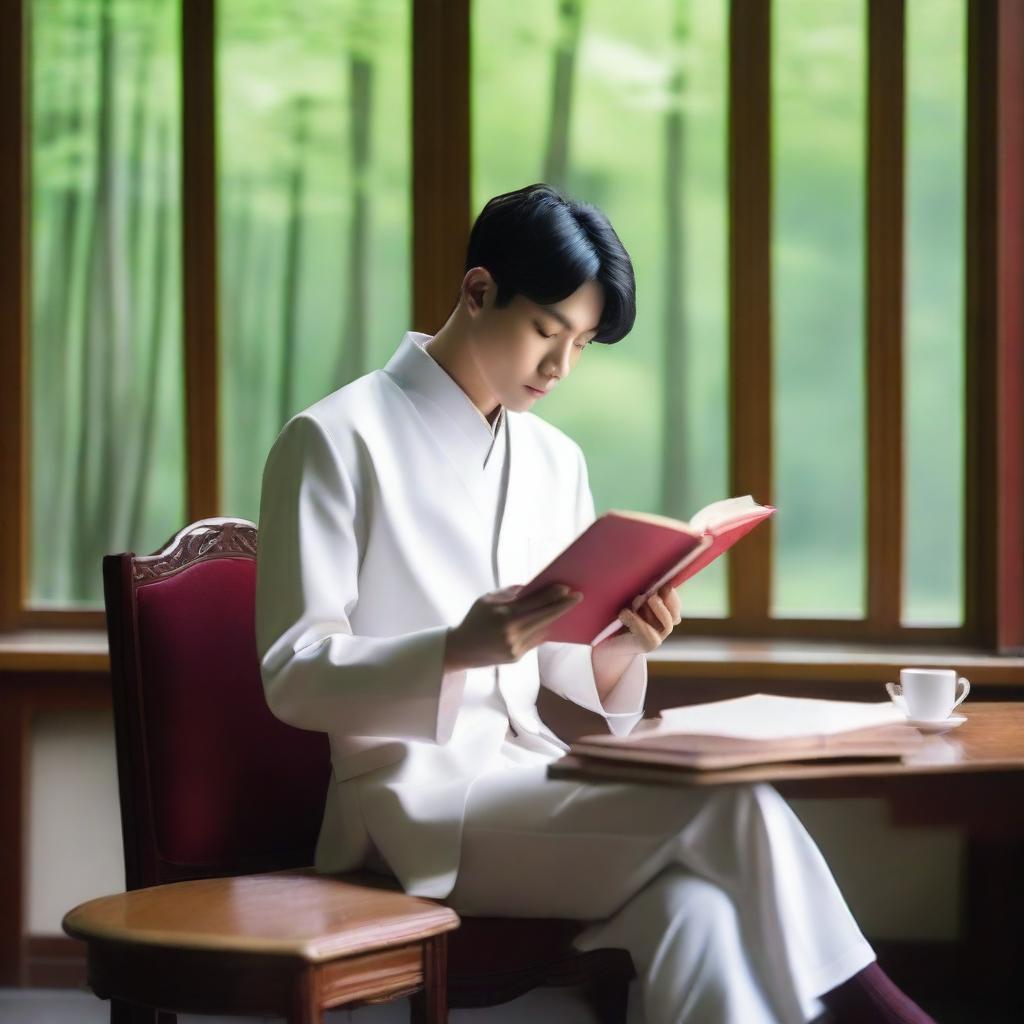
[660, 0, 692, 521]
[334, 4, 374, 390]
[277, 95, 309, 427]
[542, 0, 583, 190]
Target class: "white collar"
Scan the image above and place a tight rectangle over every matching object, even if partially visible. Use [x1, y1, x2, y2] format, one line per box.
[383, 331, 506, 468]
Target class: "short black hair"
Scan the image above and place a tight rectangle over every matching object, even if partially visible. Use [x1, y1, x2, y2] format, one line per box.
[463, 183, 636, 345]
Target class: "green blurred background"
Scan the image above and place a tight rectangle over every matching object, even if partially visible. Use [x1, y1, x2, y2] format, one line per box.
[29, 0, 964, 628]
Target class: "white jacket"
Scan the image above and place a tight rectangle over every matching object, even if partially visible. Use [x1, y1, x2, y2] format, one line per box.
[255, 330, 647, 897]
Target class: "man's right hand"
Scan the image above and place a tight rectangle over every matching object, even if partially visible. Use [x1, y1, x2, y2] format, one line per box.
[443, 583, 583, 672]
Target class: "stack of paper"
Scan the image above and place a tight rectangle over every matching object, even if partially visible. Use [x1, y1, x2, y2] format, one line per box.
[569, 694, 924, 771]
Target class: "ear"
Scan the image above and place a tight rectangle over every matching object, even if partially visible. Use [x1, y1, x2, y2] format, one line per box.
[463, 267, 492, 317]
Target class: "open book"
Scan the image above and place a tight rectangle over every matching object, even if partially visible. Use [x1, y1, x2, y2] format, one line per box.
[517, 495, 775, 645]
[568, 695, 925, 771]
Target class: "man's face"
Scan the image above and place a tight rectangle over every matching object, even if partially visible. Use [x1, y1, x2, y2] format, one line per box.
[465, 270, 603, 414]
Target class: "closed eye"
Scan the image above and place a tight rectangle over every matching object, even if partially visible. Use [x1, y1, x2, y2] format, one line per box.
[536, 322, 591, 350]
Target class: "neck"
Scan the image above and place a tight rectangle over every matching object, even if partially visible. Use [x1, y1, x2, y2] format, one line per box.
[425, 314, 501, 423]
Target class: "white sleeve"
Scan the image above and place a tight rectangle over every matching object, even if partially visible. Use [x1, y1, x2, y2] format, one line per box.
[536, 444, 646, 737]
[255, 413, 466, 742]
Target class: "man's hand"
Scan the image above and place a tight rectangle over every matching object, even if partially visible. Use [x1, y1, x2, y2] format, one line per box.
[599, 582, 682, 655]
[444, 583, 583, 672]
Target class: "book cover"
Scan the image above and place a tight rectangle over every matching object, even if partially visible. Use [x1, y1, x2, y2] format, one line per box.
[518, 499, 776, 645]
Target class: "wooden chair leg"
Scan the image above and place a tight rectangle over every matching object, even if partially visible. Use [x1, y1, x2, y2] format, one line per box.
[410, 934, 448, 1024]
[288, 965, 324, 1024]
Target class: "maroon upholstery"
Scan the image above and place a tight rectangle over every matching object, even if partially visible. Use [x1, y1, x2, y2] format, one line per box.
[103, 525, 331, 886]
[134, 557, 329, 867]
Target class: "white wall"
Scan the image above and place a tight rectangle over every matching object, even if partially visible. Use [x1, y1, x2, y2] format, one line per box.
[28, 711, 963, 942]
[28, 712, 125, 934]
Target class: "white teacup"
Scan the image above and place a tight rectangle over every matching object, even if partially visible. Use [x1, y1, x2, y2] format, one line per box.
[885, 668, 970, 722]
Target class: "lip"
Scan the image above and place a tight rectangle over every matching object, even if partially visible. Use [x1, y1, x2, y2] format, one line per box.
[525, 385, 549, 396]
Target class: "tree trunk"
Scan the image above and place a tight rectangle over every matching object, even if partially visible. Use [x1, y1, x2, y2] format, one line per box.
[37, 1, 90, 600]
[116, 0, 159, 553]
[659, 0, 692, 519]
[278, 95, 310, 428]
[96, 0, 131, 554]
[126, 120, 171, 550]
[334, 34, 374, 389]
[71, 0, 118, 601]
[542, 0, 583, 190]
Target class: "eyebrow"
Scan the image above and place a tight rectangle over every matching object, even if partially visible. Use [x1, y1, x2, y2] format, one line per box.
[540, 307, 600, 335]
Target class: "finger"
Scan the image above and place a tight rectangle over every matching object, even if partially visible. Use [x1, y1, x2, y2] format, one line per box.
[663, 587, 682, 621]
[517, 604, 579, 649]
[513, 594, 582, 633]
[507, 583, 579, 616]
[648, 594, 674, 633]
[636, 599, 662, 631]
[620, 607, 658, 645]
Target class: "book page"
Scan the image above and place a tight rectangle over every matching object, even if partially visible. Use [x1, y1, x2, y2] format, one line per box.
[688, 495, 762, 533]
[657, 694, 907, 740]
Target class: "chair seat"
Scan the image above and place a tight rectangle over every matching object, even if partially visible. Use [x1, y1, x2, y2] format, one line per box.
[62, 867, 459, 963]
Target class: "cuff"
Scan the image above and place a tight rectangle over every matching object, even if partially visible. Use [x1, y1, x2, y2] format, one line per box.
[593, 651, 647, 736]
[539, 642, 647, 737]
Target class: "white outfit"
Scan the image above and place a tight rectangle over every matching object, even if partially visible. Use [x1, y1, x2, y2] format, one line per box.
[255, 330, 876, 1024]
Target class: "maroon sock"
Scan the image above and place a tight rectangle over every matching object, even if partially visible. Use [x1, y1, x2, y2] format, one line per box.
[820, 962, 938, 1024]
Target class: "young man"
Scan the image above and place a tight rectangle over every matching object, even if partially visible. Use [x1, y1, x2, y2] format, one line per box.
[255, 183, 937, 1024]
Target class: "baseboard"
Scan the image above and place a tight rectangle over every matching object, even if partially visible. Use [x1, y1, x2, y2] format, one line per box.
[24, 935, 88, 989]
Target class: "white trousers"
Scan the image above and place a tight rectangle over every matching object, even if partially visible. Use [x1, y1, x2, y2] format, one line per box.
[443, 763, 876, 1024]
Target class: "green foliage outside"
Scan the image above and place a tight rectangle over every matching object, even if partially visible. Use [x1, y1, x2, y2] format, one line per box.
[28, 0, 964, 627]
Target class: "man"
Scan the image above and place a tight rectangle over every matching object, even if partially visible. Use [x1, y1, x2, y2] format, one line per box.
[256, 183, 936, 1023]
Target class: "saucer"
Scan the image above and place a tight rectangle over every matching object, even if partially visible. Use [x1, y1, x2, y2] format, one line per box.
[905, 714, 967, 734]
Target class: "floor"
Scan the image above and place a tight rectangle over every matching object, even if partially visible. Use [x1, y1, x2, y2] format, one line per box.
[0, 987, 1017, 1023]
[0, 987, 605, 1024]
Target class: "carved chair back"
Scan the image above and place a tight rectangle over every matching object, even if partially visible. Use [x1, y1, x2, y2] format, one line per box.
[102, 517, 331, 890]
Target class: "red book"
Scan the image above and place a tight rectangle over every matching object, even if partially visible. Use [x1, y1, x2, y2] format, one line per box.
[518, 496, 776, 645]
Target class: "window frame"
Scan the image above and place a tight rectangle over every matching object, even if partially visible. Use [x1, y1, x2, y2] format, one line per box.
[0, 0, 1021, 654]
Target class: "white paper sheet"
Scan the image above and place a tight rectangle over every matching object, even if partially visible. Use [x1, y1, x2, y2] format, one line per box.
[657, 693, 906, 740]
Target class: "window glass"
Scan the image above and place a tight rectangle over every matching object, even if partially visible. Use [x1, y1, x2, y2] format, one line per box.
[218, 0, 412, 523]
[772, 0, 866, 618]
[29, 0, 185, 606]
[472, 0, 729, 616]
[903, 0, 965, 625]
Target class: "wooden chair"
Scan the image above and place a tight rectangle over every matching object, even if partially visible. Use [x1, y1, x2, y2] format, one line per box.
[77, 517, 632, 1022]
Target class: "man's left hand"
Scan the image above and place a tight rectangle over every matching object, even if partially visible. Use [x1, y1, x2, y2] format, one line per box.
[602, 582, 682, 654]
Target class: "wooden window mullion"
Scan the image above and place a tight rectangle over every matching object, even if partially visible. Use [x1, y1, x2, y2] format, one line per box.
[412, 0, 471, 334]
[994, 0, 1024, 654]
[728, 0, 773, 626]
[865, 0, 906, 631]
[966, 0, 1024, 654]
[965, 0, 997, 650]
[182, 0, 220, 520]
[0, 0, 28, 632]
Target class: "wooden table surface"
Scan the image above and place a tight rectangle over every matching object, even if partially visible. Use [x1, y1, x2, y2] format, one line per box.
[549, 700, 1024, 790]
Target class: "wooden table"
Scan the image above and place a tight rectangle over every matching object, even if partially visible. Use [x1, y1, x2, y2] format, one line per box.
[549, 701, 1024, 1016]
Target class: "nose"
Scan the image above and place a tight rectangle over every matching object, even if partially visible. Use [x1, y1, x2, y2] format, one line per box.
[542, 341, 573, 382]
